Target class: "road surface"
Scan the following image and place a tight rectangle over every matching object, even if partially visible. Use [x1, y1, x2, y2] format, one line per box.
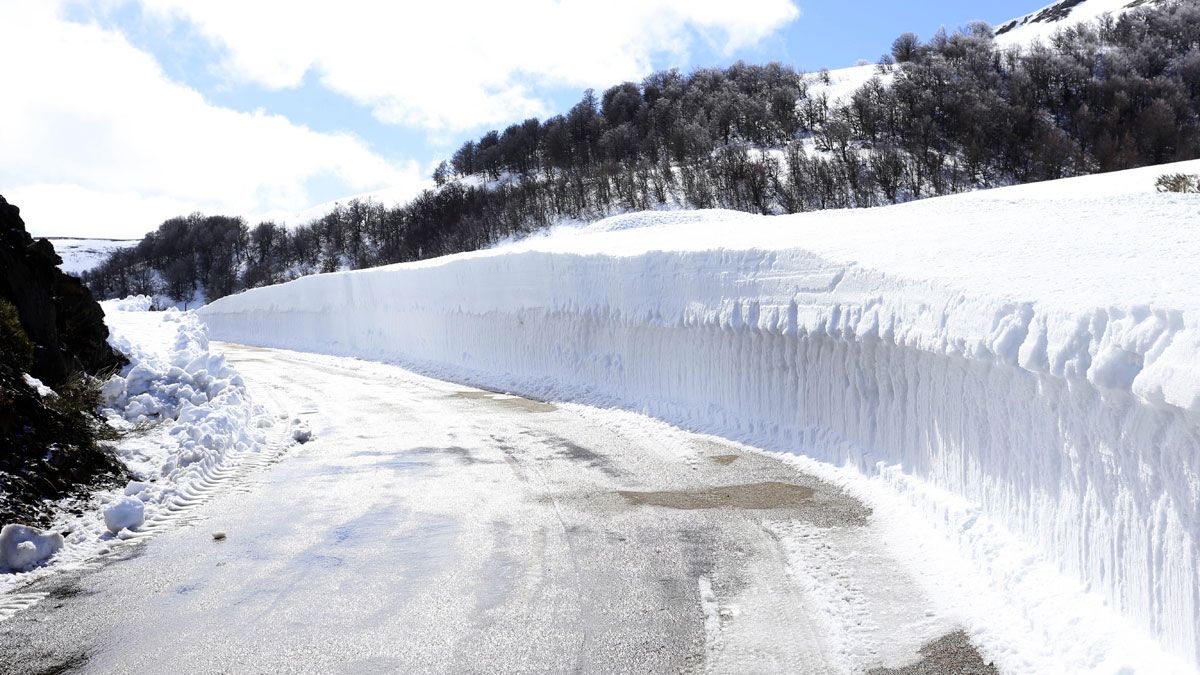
[0, 344, 995, 673]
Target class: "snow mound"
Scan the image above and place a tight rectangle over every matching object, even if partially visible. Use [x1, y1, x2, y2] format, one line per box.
[580, 208, 747, 233]
[100, 307, 270, 500]
[0, 525, 64, 573]
[105, 294, 154, 312]
[290, 418, 312, 444]
[199, 160, 1200, 670]
[1, 304, 274, 591]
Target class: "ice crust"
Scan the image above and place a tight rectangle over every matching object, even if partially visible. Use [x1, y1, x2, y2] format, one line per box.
[199, 161, 1200, 666]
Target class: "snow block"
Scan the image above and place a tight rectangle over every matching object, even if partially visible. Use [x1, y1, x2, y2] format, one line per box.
[0, 524, 64, 572]
[102, 496, 145, 534]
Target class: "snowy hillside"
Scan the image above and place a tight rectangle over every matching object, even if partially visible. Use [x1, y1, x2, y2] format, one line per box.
[996, 0, 1166, 45]
[807, 0, 1168, 103]
[47, 238, 137, 276]
[200, 160, 1200, 671]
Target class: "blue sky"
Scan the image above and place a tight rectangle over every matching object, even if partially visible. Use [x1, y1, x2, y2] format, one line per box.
[2, 0, 1044, 237]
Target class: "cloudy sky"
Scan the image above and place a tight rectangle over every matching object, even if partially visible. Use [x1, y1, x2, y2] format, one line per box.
[2, 0, 1036, 238]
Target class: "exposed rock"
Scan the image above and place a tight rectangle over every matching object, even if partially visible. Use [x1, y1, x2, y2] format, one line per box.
[0, 195, 129, 528]
[0, 195, 125, 387]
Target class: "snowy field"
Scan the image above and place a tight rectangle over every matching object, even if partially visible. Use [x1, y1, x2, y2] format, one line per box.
[200, 160, 1200, 672]
[46, 238, 137, 276]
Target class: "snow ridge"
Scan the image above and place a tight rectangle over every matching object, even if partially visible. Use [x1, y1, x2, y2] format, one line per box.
[199, 163, 1200, 670]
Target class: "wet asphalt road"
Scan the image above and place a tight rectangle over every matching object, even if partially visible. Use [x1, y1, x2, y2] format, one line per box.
[0, 345, 995, 674]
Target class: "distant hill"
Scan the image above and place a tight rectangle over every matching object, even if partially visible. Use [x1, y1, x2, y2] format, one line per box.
[995, 0, 1167, 44]
[46, 238, 138, 276]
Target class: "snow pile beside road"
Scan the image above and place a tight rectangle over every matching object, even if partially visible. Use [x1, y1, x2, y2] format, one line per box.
[0, 305, 272, 587]
[99, 304, 272, 515]
[199, 159, 1200, 671]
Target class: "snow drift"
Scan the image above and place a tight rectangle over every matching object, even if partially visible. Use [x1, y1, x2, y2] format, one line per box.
[199, 160, 1200, 667]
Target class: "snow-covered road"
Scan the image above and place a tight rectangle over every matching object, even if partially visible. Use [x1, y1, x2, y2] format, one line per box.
[0, 343, 990, 673]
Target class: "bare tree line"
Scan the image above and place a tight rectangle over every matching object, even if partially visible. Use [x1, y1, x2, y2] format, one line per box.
[85, 2, 1200, 302]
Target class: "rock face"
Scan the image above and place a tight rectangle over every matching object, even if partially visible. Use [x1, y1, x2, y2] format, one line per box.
[0, 195, 125, 386]
[0, 195, 129, 528]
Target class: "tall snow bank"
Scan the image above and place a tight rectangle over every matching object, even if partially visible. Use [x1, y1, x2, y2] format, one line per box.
[199, 160, 1200, 667]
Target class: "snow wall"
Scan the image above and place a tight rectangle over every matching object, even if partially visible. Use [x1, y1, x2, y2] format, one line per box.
[199, 216, 1200, 666]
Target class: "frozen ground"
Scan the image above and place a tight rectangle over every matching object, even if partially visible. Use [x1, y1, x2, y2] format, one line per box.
[198, 159, 1200, 672]
[0, 343, 1000, 673]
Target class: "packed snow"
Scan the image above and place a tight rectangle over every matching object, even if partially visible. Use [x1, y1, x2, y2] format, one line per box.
[200, 159, 1200, 672]
[0, 298, 274, 590]
[46, 237, 137, 276]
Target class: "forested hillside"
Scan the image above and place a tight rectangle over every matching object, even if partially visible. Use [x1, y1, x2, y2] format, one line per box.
[85, 1, 1200, 302]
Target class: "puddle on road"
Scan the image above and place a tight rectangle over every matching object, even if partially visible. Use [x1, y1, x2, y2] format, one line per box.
[556, 440, 625, 477]
[450, 390, 557, 413]
[618, 482, 815, 510]
[708, 455, 739, 466]
[405, 446, 500, 466]
[867, 630, 998, 674]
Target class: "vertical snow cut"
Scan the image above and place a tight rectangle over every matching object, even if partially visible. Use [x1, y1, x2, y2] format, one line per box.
[199, 163, 1200, 668]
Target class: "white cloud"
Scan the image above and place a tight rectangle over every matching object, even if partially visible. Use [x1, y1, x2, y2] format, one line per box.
[0, 0, 423, 238]
[132, 0, 801, 132]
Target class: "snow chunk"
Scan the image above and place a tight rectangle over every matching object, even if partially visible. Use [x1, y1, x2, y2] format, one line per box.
[102, 497, 145, 534]
[21, 374, 56, 398]
[0, 524, 64, 572]
[291, 418, 312, 444]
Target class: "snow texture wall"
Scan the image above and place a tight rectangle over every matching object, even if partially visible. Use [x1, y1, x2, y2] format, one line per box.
[199, 164, 1200, 666]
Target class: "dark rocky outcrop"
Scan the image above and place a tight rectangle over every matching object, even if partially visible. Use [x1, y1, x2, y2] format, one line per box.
[0, 195, 129, 527]
[0, 195, 125, 387]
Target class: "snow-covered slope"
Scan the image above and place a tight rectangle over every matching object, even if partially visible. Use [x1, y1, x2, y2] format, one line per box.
[996, 0, 1167, 46]
[804, 63, 890, 104]
[199, 160, 1200, 670]
[46, 237, 137, 275]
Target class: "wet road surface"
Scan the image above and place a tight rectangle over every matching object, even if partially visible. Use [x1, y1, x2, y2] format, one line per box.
[0, 344, 996, 674]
